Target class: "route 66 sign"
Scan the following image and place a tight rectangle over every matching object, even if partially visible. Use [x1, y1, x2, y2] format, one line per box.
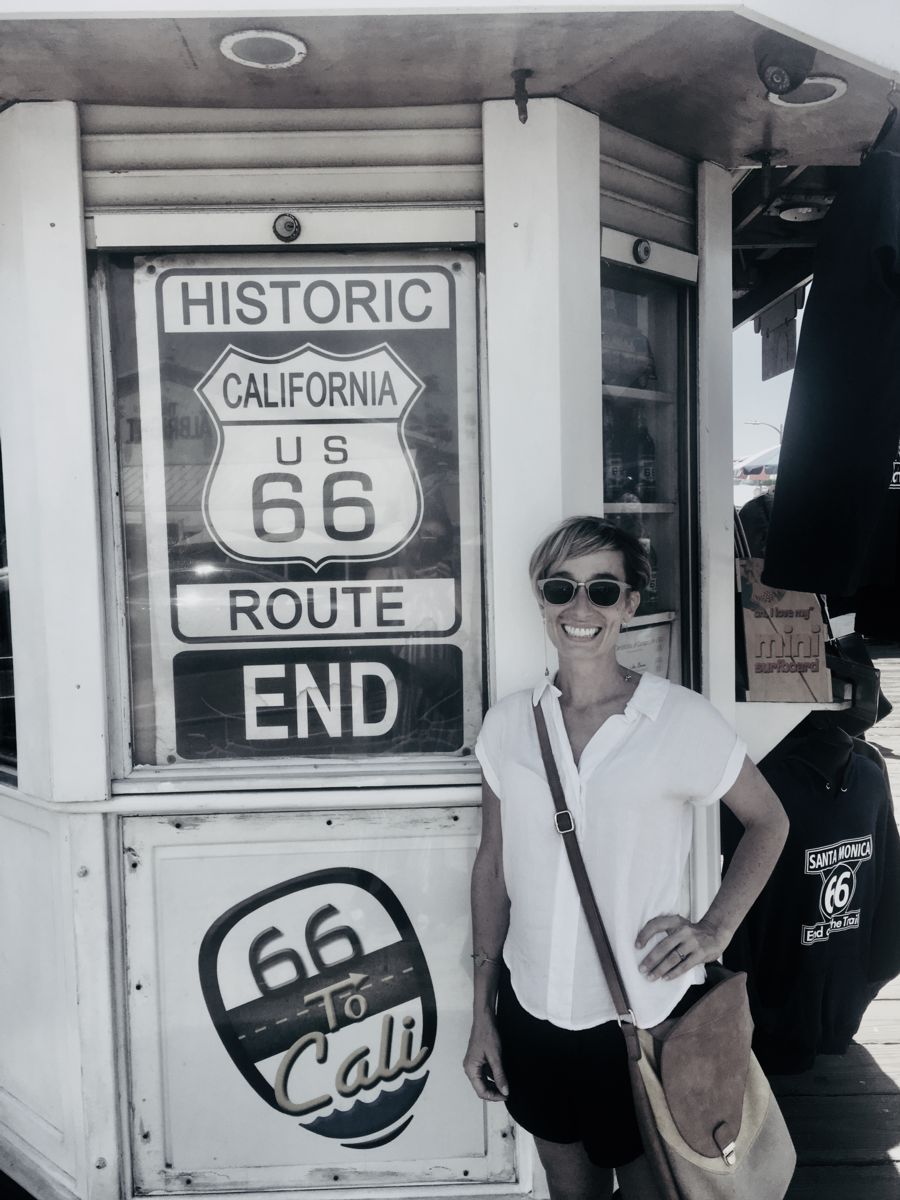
[195, 343, 424, 567]
[124, 254, 482, 764]
[199, 868, 436, 1149]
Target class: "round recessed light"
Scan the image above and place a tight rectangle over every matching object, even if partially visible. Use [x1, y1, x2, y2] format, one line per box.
[779, 205, 827, 223]
[768, 75, 847, 108]
[219, 30, 308, 70]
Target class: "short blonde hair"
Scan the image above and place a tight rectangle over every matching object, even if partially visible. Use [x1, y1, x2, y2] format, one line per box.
[528, 516, 651, 595]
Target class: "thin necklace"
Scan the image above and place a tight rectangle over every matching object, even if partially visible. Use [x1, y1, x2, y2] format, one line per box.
[558, 669, 636, 705]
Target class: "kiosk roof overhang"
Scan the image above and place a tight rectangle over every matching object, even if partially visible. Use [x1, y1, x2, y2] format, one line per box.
[0, 3, 896, 168]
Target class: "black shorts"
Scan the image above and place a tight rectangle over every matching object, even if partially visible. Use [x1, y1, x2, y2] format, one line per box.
[495, 967, 644, 1168]
[496, 969, 710, 1168]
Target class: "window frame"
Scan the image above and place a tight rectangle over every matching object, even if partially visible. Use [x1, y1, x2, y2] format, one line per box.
[90, 218, 488, 794]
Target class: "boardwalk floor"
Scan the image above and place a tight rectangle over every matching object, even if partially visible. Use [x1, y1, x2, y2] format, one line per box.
[772, 644, 900, 1199]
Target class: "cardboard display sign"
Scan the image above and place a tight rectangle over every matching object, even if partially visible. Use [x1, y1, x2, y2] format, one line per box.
[738, 558, 831, 702]
[617, 620, 672, 678]
[120, 254, 481, 764]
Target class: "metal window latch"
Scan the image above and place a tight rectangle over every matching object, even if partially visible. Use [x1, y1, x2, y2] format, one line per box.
[553, 809, 575, 834]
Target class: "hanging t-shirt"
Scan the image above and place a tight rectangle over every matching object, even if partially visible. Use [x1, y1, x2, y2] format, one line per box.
[475, 673, 746, 1030]
[763, 110, 900, 595]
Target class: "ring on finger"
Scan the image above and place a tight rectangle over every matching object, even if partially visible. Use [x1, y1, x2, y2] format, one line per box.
[675, 950, 687, 963]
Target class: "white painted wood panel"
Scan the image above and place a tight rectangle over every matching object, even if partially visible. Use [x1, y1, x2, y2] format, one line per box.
[601, 227, 698, 281]
[696, 162, 736, 720]
[735, 700, 851, 763]
[82, 129, 482, 171]
[598, 118, 697, 252]
[692, 160, 736, 919]
[86, 207, 479, 251]
[598, 194, 695, 255]
[66, 812, 123, 1200]
[0, 101, 109, 804]
[597, 119, 696, 192]
[80, 104, 483, 214]
[79, 104, 483, 135]
[600, 159, 695, 220]
[482, 97, 603, 700]
[83, 164, 484, 209]
[0, 794, 82, 1184]
[122, 807, 515, 1193]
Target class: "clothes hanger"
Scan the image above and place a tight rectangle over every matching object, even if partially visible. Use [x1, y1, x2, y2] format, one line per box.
[772, 714, 855, 790]
[861, 81, 899, 163]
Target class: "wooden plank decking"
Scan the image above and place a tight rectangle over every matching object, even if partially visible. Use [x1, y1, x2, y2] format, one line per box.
[773, 645, 900, 1199]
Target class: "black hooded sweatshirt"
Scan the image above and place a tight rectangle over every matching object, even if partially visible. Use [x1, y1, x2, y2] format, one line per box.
[722, 728, 900, 1073]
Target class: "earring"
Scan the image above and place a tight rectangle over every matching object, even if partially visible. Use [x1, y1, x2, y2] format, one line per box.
[542, 612, 551, 678]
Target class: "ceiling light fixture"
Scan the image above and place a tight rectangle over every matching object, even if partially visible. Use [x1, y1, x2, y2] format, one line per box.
[219, 30, 308, 70]
[768, 76, 847, 108]
[778, 205, 828, 223]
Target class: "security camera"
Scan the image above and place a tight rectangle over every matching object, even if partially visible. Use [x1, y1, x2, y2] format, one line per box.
[754, 31, 816, 96]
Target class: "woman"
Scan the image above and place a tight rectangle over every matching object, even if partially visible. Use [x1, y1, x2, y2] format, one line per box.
[463, 516, 788, 1200]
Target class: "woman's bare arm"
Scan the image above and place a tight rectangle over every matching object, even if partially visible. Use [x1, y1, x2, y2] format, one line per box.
[636, 756, 789, 979]
[463, 780, 511, 1099]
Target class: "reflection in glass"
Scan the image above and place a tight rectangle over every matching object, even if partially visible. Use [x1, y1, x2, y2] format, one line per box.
[0, 446, 16, 773]
[601, 262, 693, 682]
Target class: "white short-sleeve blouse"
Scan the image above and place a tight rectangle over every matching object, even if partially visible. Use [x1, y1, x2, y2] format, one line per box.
[474, 673, 747, 1030]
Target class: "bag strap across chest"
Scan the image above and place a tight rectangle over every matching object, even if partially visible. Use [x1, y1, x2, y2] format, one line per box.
[532, 702, 642, 1062]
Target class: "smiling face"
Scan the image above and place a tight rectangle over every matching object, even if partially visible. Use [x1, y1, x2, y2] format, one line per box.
[539, 547, 641, 664]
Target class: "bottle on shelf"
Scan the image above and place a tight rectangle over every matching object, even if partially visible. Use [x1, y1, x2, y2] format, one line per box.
[638, 535, 660, 614]
[603, 406, 627, 503]
[618, 407, 641, 505]
[636, 412, 657, 503]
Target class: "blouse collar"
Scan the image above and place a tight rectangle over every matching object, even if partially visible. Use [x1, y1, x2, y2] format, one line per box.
[532, 672, 668, 722]
[531, 679, 561, 705]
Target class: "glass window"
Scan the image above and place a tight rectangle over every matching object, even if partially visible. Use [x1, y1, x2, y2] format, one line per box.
[0, 446, 16, 775]
[105, 253, 483, 770]
[601, 261, 695, 684]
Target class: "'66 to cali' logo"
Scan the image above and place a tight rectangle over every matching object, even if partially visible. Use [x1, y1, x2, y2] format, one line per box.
[199, 869, 436, 1149]
[195, 343, 424, 568]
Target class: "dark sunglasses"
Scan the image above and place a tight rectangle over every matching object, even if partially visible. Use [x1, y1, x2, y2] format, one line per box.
[538, 577, 631, 608]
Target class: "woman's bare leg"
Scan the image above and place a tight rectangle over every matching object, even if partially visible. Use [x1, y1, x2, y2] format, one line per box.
[533, 1136, 614, 1200]
[616, 1153, 665, 1199]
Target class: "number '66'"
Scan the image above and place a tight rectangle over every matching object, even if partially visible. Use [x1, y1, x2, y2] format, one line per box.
[252, 471, 376, 542]
[823, 868, 853, 914]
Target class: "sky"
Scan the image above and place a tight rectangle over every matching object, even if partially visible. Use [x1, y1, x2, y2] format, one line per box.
[731, 314, 801, 464]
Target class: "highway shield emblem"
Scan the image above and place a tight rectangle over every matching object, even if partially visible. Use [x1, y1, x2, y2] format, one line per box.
[195, 343, 424, 568]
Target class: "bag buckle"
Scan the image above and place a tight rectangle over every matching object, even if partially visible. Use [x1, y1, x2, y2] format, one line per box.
[713, 1124, 738, 1167]
[616, 1008, 637, 1028]
[554, 809, 575, 834]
